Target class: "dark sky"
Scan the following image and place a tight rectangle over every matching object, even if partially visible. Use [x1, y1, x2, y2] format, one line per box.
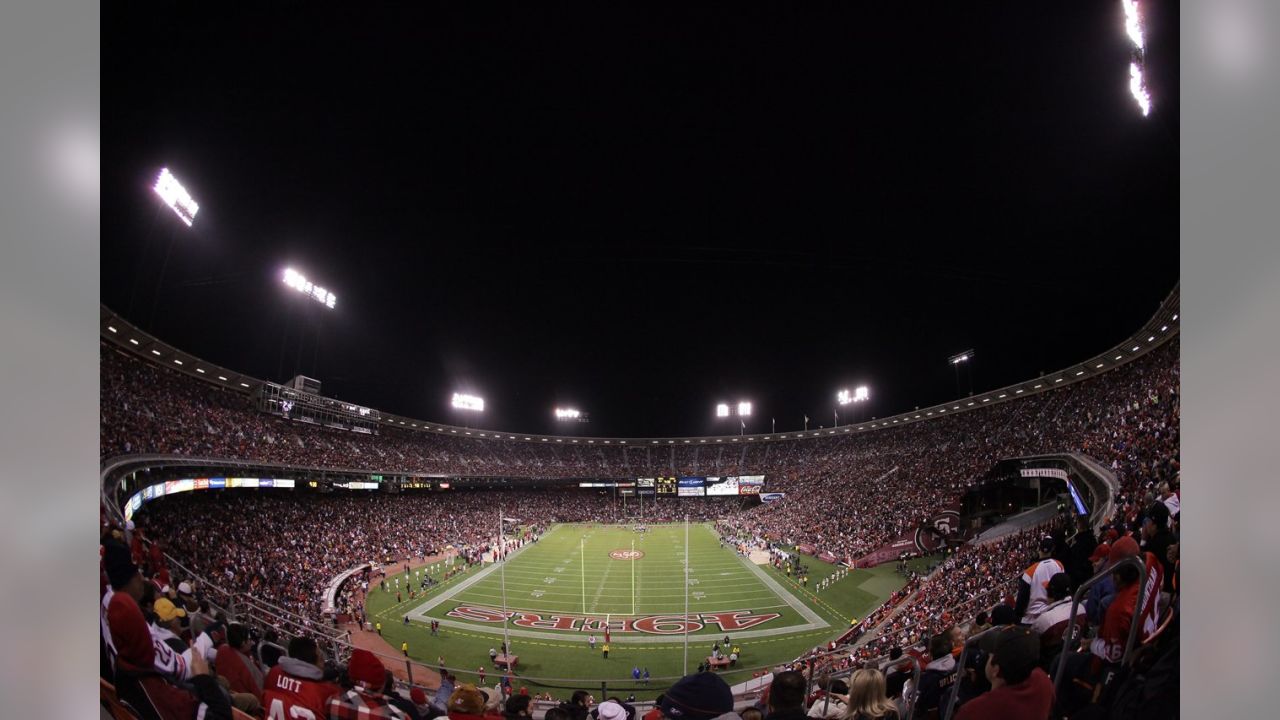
[104, 3, 1178, 438]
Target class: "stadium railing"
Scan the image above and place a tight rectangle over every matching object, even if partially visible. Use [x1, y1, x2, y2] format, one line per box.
[1051, 555, 1147, 696]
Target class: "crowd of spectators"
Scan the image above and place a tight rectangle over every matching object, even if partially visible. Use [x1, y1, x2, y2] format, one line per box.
[102, 338, 1178, 568]
[100, 333, 1179, 718]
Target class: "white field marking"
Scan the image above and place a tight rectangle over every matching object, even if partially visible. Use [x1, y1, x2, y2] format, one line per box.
[587, 550, 617, 613]
[436, 592, 794, 616]
[472, 575, 758, 590]
[493, 565, 751, 576]
[453, 589, 782, 605]
[475, 569, 756, 583]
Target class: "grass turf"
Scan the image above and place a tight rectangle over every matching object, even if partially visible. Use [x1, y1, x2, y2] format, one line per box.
[367, 523, 914, 698]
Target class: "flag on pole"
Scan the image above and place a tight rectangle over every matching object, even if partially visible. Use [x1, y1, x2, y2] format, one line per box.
[804, 414, 809, 430]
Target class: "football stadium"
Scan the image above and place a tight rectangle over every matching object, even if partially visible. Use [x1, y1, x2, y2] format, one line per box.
[100, 4, 1179, 720]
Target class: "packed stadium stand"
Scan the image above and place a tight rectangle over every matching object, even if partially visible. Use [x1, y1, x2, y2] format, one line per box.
[99, 293, 1180, 719]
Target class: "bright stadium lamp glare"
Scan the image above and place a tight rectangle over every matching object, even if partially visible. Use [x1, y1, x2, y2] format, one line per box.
[854, 386, 869, 402]
[282, 268, 337, 309]
[153, 167, 199, 226]
[738, 401, 752, 417]
[716, 403, 730, 418]
[1129, 62, 1152, 116]
[837, 389, 851, 405]
[1122, 0, 1145, 50]
[555, 407, 581, 420]
[452, 393, 485, 411]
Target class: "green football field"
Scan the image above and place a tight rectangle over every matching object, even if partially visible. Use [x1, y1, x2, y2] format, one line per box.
[367, 523, 915, 698]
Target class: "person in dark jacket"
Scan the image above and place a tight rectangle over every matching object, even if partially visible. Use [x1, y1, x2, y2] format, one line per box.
[504, 694, 533, 720]
[914, 632, 957, 716]
[658, 672, 736, 720]
[384, 669, 425, 719]
[558, 690, 593, 720]
[1140, 503, 1176, 593]
[763, 671, 808, 720]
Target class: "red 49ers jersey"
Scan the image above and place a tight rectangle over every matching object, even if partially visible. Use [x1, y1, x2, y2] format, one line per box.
[263, 664, 341, 720]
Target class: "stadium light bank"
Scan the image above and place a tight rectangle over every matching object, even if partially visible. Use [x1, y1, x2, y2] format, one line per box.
[554, 407, 583, 420]
[452, 393, 485, 412]
[282, 268, 337, 309]
[153, 168, 199, 227]
[717, 402, 752, 417]
[837, 386, 870, 405]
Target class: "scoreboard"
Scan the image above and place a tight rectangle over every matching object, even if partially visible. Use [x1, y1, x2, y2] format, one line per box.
[642, 475, 764, 497]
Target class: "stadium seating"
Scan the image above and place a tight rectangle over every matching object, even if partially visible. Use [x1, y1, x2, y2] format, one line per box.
[99, 330, 1179, 719]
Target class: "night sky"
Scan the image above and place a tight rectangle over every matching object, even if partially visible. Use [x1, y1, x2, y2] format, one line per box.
[104, 3, 1178, 437]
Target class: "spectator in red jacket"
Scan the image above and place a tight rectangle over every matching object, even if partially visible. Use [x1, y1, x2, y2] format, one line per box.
[328, 649, 409, 718]
[214, 623, 264, 712]
[107, 576, 232, 719]
[263, 636, 341, 720]
[954, 627, 1053, 720]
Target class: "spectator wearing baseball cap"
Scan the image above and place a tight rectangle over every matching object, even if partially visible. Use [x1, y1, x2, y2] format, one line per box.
[1030, 573, 1086, 666]
[1014, 538, 1065, 625]
[107, 575, 233, 720]
[151, 597, 188, 651]
[1084, 543, 1117, 626]
[409, 687, 431, 717]
[328, 649, 409, 718]
[660, 671, 738, 720]
[953, 627, 1053, 720]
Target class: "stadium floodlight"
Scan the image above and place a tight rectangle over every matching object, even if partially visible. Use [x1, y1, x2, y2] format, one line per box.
[1121, 0, 1145, 50]
[282, 268, 337, 309]
[153, 168, 199, 226]
[716, 403, 730, 417]
[737, 401, 752, 417]
[1128, 62, 1151, 116]
[949, 350, 974, 365]
[837, 387, 871, 405]
[555, 407, 581, 420]
[452, 393, 485, 411]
